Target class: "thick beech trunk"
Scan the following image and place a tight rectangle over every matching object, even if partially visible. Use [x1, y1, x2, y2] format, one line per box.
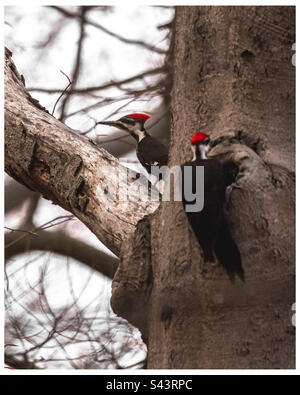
[112, 6, 295, 369]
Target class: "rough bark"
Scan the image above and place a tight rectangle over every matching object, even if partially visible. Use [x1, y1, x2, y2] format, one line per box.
[4, 48, 158, 258]
[112, 6, 295, 369]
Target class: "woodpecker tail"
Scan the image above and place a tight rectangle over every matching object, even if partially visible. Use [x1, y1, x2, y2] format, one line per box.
[214, 221, 245, 282]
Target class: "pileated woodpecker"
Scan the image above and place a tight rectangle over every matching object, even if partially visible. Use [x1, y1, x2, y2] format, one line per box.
[182, 132, 244, 282]
[98, 113, 168, 175]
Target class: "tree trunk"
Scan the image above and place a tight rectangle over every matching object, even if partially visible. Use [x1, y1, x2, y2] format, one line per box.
[112, 6, 295, 369]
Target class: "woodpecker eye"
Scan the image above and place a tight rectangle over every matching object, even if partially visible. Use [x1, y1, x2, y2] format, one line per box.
[120, 117, 136, 126]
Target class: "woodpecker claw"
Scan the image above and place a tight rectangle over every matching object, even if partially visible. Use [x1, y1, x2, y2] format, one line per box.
[231, 182, 242, 189]
[225, 182, 242, 205]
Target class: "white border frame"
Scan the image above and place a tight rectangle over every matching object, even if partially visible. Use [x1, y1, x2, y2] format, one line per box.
[1, 0, 297, 375]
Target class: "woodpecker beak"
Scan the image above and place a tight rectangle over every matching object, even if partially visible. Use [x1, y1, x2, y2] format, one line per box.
[97, 121, 120, 127]
[97, 120, 129, 131]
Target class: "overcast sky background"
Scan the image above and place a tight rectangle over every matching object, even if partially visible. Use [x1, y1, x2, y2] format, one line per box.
[5, 5, 174, 368]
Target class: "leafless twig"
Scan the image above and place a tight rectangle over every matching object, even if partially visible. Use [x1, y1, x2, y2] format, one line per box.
[5, 215, 74, 249]
[50, 6, 167, 54]
[5, 227, 38, 237]
[52, 70, 72, 116]
[59, 7, 88, 121]
[5, 262, 146, 369]
[28, 66, 166, 95]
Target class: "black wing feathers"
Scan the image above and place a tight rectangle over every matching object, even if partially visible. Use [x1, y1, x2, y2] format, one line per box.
[182, 158, 244, 282]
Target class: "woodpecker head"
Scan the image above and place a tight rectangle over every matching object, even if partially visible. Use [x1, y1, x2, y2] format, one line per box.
[98, 113, 151, 142]
[191, 132, 211, 160]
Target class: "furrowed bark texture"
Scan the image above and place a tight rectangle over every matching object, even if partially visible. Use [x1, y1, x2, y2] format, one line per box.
[112, 6, 295, 369]
[4, 48, 158, 258]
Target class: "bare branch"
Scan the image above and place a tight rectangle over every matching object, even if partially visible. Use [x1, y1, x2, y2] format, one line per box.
[23, 192, 41, 225]
[5, 49, 159, 257]
[5, 228, 118, 279]
[51, 70, 72, 116]
[35, 16, 66, 49]
[5, 354, 39, 369]
[28, 66, 166, 95]
[5, 227, 38, 237]
[5, 215, 74, 249]
[5, 265, 145, 369]
[50, 6, 167, 54]
[59, 7, 88, 121]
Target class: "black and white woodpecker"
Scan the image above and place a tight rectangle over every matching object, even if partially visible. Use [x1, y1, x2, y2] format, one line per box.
[98, 113, 169, 176]
[181, 132, 245, 282]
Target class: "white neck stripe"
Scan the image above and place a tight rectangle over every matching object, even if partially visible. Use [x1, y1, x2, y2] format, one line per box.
[191, 144, 209, 160]
[199, 145, 208, 159]
[134, 129, 146, 142]
[191, 145, 197, 161]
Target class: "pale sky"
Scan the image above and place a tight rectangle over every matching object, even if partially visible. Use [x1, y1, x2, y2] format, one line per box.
[5, 5, 174, 368]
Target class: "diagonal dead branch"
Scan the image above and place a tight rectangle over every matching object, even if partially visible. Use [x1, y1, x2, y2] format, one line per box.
[5, 49, 159, 257]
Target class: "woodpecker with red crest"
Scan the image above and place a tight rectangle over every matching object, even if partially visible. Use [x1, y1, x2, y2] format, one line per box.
[182, 132, 244, 282]
[98, 113, 168, 176]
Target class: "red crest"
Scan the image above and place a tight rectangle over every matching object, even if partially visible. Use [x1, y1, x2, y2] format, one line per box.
[192, 132, 209, 145]
[128, 113, 151, 123]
